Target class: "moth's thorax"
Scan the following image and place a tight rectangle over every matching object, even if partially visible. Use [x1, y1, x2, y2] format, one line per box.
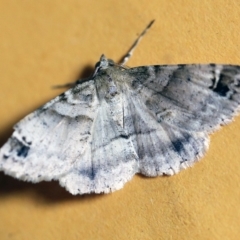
[94, 62, 126, 101]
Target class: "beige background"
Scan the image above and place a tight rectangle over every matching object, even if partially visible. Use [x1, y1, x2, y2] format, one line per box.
[0, 1, 240, 239]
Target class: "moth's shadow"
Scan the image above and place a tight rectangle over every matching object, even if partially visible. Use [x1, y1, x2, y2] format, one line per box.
[0, 64, 103, 203]
[0, 126, 14, 150]
[0, 172, 101, 203]
[76, 65, 94, 80]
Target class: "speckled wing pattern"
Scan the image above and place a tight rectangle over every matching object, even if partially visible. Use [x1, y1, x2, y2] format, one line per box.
[1, 61, 240, 194]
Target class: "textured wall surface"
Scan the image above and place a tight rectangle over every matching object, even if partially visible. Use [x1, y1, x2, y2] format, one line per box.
[0, 1, 240, 239]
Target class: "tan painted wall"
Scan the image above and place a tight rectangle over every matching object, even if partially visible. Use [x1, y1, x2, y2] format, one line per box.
[0, 1, 240, 239]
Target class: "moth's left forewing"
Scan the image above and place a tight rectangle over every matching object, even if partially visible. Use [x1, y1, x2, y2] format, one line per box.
[0, 80, 99, 182]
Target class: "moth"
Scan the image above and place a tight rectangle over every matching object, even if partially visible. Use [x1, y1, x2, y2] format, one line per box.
[1, 20, 240, 194]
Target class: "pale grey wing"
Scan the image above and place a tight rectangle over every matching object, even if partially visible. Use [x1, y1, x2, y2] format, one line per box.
[0, 80, 99, 183]
[123, 64, 240, 176]
[59, 94, 139, 194]
[0, 79, 139, 194]
[128, 64, 240, 133]
[122, 88, 209, 176]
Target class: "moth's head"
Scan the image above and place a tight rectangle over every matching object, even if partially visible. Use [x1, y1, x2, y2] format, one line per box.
[92, 55, 116, 78]
[96, 54, 115, 69]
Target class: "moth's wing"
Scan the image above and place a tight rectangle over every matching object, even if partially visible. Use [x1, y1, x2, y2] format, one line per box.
[59, 97, 139, 194]
[0, 79, 139, 194]
[124, 64, 240, 176]
[0, 80, 99, 183]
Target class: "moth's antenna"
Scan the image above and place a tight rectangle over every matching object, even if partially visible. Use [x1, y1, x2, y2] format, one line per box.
[119, 20, 155, 66]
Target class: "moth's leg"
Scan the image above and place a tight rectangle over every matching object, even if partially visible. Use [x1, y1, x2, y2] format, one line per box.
[52, 77, 92, 89]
